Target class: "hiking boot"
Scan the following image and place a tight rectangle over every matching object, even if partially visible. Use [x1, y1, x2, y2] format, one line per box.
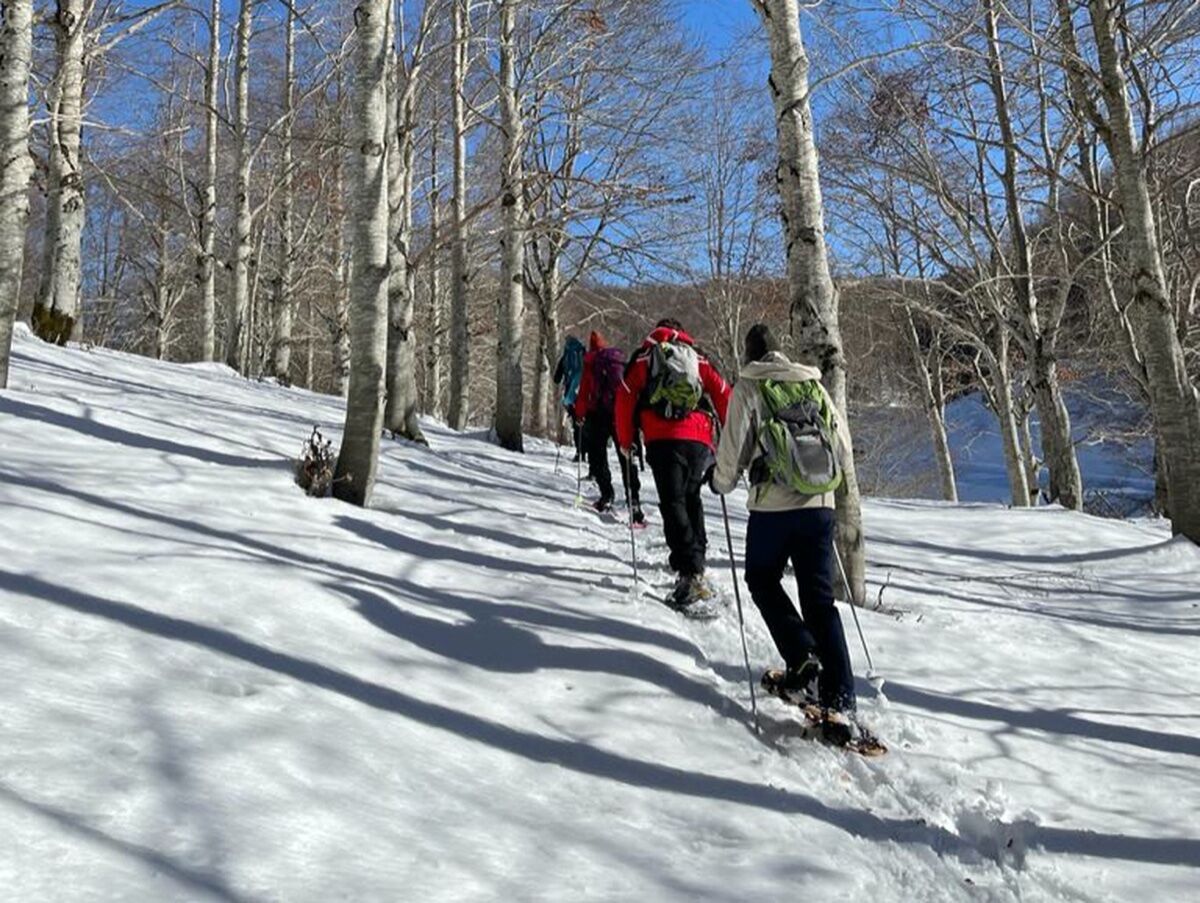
[819, 710, 860, 747]
[783, 651, 822, 691]
[592, 497, 613, 513]
[680, 572, 714, 606]
[668, 574, 690, 605]
[631, 507, 646, 526]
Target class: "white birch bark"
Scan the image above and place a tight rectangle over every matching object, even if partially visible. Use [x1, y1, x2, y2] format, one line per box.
[493, 0, 525, 452]
[333, 0, 390, 506]
[34, 0, 86, 345]
[753, 0, 865, 600]
[0, 0, 33, 389]
[272, 0, 296, 383]
[900, 308, 957, 502]
[983, 0, 1082, 510]
[198, 0, 219, 362]
[425, 110, 442, 417]
[530, 264, 560, 438]
[1080, 0, 1200, 541]
[331, 65, 351, 397]
[224, 0, 253, 374]
[383, 12, 425, 445]
[446, 0, 471, 430]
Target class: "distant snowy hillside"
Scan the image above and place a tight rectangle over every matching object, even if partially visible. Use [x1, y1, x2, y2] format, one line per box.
[854, 379, 1154, 511]
[2, 329, 1197, 901]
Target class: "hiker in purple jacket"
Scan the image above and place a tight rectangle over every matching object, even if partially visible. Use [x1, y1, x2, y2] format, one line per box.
[574, 331, 643, 522]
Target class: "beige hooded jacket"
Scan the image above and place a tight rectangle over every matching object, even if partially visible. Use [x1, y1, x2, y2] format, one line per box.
[711, 351, 851, 512]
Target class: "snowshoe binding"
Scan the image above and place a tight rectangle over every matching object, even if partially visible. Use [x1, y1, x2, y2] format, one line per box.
[761, 667, 887, 757]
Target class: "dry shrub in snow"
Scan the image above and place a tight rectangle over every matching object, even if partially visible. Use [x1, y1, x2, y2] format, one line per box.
[295, 427, 335, 497]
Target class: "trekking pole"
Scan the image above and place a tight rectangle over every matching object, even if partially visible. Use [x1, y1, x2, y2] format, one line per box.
[575, 456, 583, 507]
[833, 543, 883, 691]
[621, 457, 640, 594]
[719, 494, 760, 734]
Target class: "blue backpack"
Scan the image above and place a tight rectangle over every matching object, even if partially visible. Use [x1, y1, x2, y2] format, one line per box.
[558, 338, 585, 407]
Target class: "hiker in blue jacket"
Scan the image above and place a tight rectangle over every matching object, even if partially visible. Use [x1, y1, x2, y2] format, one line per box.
[554, 335, 586, 461]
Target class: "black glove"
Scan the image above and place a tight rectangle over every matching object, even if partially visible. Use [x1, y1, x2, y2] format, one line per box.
[704, 464, 720, 495]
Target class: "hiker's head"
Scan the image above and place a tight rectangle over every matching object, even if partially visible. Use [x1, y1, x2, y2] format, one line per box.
[655, 318, 684, 333]
[588, 330, 607, 351]
[743, 323, 780, 364]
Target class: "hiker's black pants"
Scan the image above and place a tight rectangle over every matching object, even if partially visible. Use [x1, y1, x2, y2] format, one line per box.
[744, 506, 855, 712]
[586, 410, 639, 505]
[646, 439, 711, 576]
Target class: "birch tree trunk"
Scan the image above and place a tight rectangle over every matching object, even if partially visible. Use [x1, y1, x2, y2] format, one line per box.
[1081, 0, 1200, 541]
[333, 0, 390, 506]
[426, 111, 442, 417]
[985, 327, 1032, 507]
[33, 0, 86, 346]
[530, 264, 559, 438]
[753, 0, 865, 601]
[0, 0, 33, 389]
[198, 0, 219, 362]
[224, 0, 253, 374]
[446, 0, 471, 430]
[383, 39, 425, 444]
[272, 0, 296, 383]
[900, 308, 957, 502]
[983, 0, 1082, 510]
[493, 0, 525, 452]
[331, 68, 351, 397]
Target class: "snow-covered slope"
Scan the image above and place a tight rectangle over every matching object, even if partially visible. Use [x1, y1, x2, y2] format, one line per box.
[853, 383, 1154, 511]
[2, 329, 1198, 902]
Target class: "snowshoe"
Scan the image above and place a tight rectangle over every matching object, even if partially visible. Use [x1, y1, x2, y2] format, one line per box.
[760, 658, 821, 707]
[817, 711, 887, 757]
[761, 668, 887, 756]
[661, 574, 721, 620]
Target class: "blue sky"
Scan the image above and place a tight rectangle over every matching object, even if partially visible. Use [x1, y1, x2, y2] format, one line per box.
[679, 0, 762, 55]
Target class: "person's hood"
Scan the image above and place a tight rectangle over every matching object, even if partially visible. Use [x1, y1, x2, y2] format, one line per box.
[564, 336, 585, 352]
[643, 326, 696, 347]
[739, 351, 822, 382]
[588, 331, 607, 351]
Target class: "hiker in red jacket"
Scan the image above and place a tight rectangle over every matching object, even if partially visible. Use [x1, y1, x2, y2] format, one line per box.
[615, 319, 731, 607]
[575, 331, 642, 520]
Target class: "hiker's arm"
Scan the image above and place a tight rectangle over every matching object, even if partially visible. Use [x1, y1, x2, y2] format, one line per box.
[712, 381, 753, 495]
[701, 360, 732, 424]
[573, 363, 593, 420]
[820, 383, 854, 466]
[615, 357, 646, 451]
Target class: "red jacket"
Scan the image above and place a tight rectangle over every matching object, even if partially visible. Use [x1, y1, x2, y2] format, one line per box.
[615, 327, 730, 451]
[573, 332, 612, 420]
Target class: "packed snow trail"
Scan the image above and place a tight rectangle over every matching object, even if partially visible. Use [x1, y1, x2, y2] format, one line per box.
[1, 327, 1198, 901]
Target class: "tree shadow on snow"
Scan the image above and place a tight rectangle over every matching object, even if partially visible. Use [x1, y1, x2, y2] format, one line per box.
[871, 533, 1182, 567]
[342, 583, 735, 718]
[7, 571, 1200, 870]
[3, 470, 697, 661]
[334, 514, 619, 588]
[0, 782, 252, 903]
[0, 396, 283, 472]
[885, 680, 1200, 759]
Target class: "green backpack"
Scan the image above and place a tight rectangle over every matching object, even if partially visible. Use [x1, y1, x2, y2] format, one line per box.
[753, 378, 843, 495]
[644, 339, 704, 420]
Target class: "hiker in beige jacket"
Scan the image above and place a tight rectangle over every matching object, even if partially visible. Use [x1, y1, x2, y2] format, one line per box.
[710, 324, 857, 716]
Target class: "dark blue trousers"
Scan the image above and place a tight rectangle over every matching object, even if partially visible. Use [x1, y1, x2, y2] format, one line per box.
[744, 507, 856, 712]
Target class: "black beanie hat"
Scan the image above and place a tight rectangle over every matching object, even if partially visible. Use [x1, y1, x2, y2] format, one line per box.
[744, 323, 780, 363]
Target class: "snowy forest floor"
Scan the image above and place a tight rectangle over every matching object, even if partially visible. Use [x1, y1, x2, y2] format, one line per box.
[2, 327, 1198, 902]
